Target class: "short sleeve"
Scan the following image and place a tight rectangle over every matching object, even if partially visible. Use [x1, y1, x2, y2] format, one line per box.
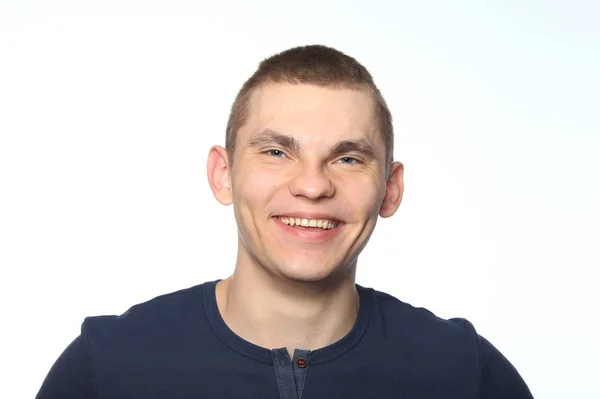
[479, 335, 533, 398]
[36, 323, 96, 399]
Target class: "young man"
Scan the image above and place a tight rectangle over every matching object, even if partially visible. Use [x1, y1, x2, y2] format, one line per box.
[37, 45, 533, 398]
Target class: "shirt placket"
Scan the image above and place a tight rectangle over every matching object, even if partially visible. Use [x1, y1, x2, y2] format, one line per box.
[272, 348, 311, 399]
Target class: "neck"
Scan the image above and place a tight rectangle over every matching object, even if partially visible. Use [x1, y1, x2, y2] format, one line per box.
[215, 254, 360, 358]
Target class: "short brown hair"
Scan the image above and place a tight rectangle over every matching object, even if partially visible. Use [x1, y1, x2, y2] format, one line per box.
[225, 45, 394, 176]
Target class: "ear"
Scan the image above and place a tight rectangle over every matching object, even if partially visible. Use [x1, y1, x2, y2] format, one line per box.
[207, 145, 233, 205]
[379, 162, 404, 218]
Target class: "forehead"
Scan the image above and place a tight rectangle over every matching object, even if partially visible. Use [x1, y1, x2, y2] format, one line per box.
[239, 83, 381, 148]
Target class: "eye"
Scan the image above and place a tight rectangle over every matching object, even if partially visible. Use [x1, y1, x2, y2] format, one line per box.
[266, 149, 286, 158]
[337, 156, 359, 164]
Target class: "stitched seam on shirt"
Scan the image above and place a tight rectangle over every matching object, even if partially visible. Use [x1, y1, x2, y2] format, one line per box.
[310, 301, 372, 365]
[204, 284, 273, 365]
[476, 334, 483, 398]
[451, 318, 481, 399]
[82, 320, 99, 399]
[272, 351, 287, 399]
[207, 317, 273, 364]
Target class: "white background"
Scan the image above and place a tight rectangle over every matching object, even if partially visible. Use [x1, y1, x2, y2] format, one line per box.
[1, 1, 599, 398]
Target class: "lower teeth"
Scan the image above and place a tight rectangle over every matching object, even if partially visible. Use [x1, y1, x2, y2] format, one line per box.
[290, 224, 331, 230]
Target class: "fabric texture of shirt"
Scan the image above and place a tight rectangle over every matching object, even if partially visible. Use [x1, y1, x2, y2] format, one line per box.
[36, 280, 533, 398]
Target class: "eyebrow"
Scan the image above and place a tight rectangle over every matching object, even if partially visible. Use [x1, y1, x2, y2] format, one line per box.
[328, 139, 377, 160]
[247, 128, 377, 160]
[247, 129, 301, 152]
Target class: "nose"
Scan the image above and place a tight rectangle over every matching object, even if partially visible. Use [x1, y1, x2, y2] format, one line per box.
[288, 162, 336, 201]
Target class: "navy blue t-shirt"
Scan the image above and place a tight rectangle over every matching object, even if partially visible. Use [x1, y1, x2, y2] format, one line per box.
[36, 280, 533, 398]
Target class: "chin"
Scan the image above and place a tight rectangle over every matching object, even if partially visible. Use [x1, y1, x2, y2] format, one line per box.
[272, 259, 347, 284]
[283, 272, 330, 284]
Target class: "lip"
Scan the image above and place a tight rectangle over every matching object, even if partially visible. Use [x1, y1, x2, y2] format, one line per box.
[272, 216, 343, 244]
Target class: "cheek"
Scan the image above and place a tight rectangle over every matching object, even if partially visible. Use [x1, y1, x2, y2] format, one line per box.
[340, 176, 385, 216]
[233, 166, 281, 211]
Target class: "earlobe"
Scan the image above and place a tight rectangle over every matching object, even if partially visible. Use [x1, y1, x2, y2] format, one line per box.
[379, 162, 404, 218]
[207, 146, 233, 205]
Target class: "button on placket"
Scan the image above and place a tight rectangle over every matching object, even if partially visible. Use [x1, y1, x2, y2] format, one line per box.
[292, 350, 311, 398]
[295, 357, 307, 368]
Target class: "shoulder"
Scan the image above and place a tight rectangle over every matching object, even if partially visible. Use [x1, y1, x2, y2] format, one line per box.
[367, 287, 533, 398]
[82, 282, 210, 346]
[365, 286, 482, 370]
[37, 283, 212, 398]
[368, 286, 478, 339]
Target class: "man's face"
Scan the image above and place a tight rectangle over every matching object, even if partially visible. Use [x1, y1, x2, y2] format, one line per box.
[226, 83, 397, 283]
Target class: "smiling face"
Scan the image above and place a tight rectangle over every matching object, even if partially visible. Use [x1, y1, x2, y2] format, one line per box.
[208, 83, 403, 284]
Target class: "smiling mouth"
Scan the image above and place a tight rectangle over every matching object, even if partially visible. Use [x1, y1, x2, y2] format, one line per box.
[275, 216, 339, 230]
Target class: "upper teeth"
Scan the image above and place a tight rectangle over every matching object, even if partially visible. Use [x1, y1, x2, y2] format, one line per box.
[278, 217, 338, 229]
